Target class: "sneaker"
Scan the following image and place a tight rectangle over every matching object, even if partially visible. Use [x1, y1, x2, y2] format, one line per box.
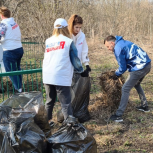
[136, 105, 150, 112]
[109, 114, 123, 122]
[17, 88, 22, 93]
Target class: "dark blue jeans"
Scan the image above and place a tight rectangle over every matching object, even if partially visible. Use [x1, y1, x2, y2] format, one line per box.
[3, 47, 24, 90]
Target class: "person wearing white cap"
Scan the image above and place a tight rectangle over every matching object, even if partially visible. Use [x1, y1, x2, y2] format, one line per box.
[43, 18, 86, 125]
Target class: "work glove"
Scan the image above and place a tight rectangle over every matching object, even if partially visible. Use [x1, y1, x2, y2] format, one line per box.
[81, 65, 91, 77]
[86, 65, 91, 72]
[110, 72, 120, 80]
[81, 70, 89, 77]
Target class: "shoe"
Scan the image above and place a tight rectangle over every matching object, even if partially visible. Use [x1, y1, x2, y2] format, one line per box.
[136, 105, 150, 112]
[109, 114, 123, 122]
[17, 88, 22, 93]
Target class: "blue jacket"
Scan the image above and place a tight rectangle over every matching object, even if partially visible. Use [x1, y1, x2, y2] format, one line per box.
[69, 41, 83, 73]
[114, 36, 151, 76]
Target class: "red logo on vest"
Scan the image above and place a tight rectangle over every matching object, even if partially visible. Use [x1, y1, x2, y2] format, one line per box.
[46, 41, 65, 52]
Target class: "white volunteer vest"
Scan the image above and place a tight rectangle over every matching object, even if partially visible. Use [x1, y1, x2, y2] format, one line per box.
[1, 18, 22, 51]
[43, 34, 73, 86]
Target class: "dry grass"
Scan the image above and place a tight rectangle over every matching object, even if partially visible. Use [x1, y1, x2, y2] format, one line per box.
[89, 71, 125, 121]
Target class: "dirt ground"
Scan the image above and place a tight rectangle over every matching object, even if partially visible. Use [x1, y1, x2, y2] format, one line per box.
[52, 38, 153, 153]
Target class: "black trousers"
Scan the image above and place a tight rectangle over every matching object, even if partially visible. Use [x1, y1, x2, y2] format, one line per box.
[44, 84, 73, 120]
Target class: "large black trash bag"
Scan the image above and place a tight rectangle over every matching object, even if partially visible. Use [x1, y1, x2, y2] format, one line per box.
[1, 91, 51, 137]
[0, 106, 12, 124]
[57, 74, 91, 123]
[16, 118, 47, 153]
[72, 76, 91, 122]
[0, 106, 19, 150]
[0, 131, 16, 153]
[47, 123, 97, 153]
[9, 108, 36, 134]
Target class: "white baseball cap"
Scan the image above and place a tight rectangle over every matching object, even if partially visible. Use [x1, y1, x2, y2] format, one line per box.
[54, 18, 68, 29]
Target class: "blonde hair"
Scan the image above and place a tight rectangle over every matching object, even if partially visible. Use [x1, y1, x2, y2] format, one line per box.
[53, 25, 71, 38]
[0, 6, 11, 18]
[68, 14, 83, 36]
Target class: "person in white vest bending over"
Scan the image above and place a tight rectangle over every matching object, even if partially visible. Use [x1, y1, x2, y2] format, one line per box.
[68, 14, 91, 78]
[0, 7, 23, 93]
[43, 18, 86, 125]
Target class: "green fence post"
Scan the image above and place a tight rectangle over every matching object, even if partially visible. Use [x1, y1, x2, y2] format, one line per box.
[1, 77, 4, 101]
[6, 76, 9, 98]
[30, 61, 34, 91]
[10, 63, 14, 94]
[26, 62, 29, 92]
[40, 61, 43, 94]
[35, 61, 39, 91]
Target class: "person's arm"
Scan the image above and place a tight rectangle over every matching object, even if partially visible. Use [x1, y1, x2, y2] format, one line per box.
[81, 38, 89, 66]
[69, 41, 83, 73]
[0, 23, 7, 41]
[115, 49, 127, 76]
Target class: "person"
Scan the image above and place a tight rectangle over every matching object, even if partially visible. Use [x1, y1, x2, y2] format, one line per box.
[104, 35, 151, 122]
[0, 6, 23, 93]
[68, 14, 91, 78]
[43, 18, 86, 125]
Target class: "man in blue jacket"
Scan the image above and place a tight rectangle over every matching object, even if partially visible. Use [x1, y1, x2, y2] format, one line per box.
[104, 35, 151, 122]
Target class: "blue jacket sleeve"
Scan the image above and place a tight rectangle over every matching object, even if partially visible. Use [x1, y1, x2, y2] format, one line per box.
[115, 48, 127, 76]
[0, 23, 7, 40]
[69, 41, 83, 73]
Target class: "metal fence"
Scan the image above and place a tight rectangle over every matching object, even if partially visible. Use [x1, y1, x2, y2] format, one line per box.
[22, 39, 44, 61]
[0, 61, 44, 102]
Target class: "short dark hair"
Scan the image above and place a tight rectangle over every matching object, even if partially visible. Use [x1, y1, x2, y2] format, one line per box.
[104, 35, 116, 44]
[0, 6, 11, 18]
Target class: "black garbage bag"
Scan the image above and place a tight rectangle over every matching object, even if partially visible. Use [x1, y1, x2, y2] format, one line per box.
[0, 131, 16, 153]
[72, 75, 91, 122]
[16, 118, 47, 153]
[1, 91, 51, 137]
[47, 123, 97, 153]
[57, 74, 91, 123]
[0, 106, 19, 150]
[0, 106, 12, 124]
[9, 108, 36, 134]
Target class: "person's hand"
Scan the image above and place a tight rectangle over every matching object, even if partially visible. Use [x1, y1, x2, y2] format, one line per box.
[81, 70, 89, 77]
[110, 72, 120, 80]
[86, 65, 91, 72]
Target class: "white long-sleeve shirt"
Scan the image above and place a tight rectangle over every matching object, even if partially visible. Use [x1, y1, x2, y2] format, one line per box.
[72, 30, 89, 65]
[1, 17, 22, 51]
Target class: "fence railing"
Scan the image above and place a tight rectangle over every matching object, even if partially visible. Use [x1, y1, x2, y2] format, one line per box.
[0, 65, 43, 102]
[22, 40, 44, 61]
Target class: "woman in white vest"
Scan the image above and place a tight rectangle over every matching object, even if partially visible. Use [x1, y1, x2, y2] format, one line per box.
[0, 7, 23, 93]
[68, 14, 91, 77]
[43, 18, 86, 125]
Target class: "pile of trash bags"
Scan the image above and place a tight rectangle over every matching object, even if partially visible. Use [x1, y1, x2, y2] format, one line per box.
[57, 74, 91, 123]
[0, 91, 97, 153]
